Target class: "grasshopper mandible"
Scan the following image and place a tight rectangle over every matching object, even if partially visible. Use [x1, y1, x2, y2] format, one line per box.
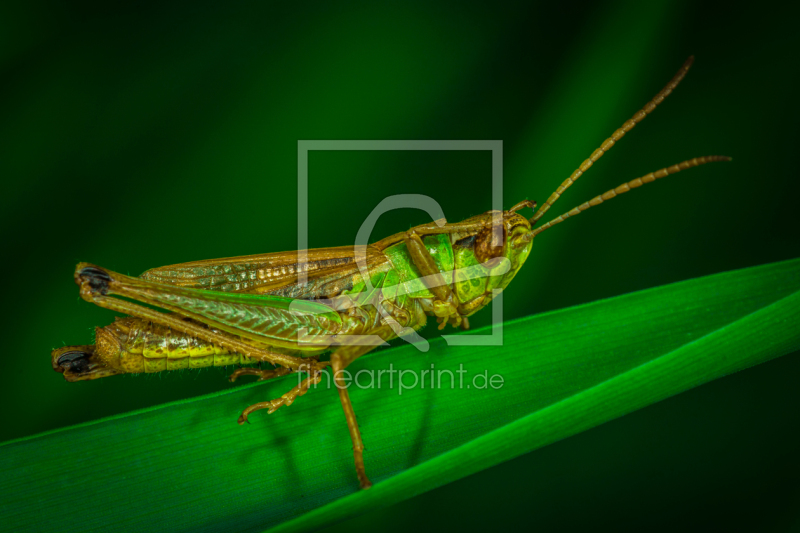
[52, 57, 729, 490]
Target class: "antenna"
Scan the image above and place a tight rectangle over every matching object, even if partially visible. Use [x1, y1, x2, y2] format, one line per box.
[530, 156, 731, 238]
[530, 56, 695, 225]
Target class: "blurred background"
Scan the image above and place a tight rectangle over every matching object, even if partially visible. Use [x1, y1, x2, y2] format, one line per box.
[2, 0, 799, 531]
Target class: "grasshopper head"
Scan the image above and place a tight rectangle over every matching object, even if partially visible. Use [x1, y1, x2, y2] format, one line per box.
[52, 326, 126, 381]
[449, 204, 535, 318]
[463, 203, 536, 277]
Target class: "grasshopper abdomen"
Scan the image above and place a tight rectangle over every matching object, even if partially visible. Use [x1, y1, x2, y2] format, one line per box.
[53, 317, 259, 381]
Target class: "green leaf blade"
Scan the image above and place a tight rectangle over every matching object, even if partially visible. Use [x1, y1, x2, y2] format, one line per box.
[2, 259, 799, 533]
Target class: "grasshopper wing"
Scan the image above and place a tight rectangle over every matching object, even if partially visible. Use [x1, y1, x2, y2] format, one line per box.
[140, 245, 390, 298]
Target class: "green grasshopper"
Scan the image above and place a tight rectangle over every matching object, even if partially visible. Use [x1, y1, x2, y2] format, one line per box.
[52, 57, 729, 490]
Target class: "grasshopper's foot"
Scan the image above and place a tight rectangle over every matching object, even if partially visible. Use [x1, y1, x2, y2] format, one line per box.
[353, 445, 373, 489]
[434, 308, 469, 330]
[228, 366, 292, 383]
[237, 370, 324, 424]
[433, 300, 467, 331]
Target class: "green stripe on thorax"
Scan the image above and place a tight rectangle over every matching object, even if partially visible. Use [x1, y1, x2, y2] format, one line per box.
[382, 234, 454, 300]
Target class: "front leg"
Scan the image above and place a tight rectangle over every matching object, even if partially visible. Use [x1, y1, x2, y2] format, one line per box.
[404, 230, 464, 330]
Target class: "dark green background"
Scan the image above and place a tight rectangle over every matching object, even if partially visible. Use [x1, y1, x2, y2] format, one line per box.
[2, 1, 799, 531]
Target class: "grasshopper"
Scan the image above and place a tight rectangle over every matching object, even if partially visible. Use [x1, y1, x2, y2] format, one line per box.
[52, 57, 729, 490]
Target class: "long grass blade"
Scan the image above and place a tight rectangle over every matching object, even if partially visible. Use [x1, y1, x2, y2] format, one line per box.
[2, 259, 799, 533]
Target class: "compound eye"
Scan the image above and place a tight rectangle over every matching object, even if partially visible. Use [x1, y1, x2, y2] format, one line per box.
[474, 224, 506, 264]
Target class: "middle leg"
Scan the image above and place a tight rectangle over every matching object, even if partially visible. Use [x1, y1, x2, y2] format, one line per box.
[237, 364, 327, 423]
